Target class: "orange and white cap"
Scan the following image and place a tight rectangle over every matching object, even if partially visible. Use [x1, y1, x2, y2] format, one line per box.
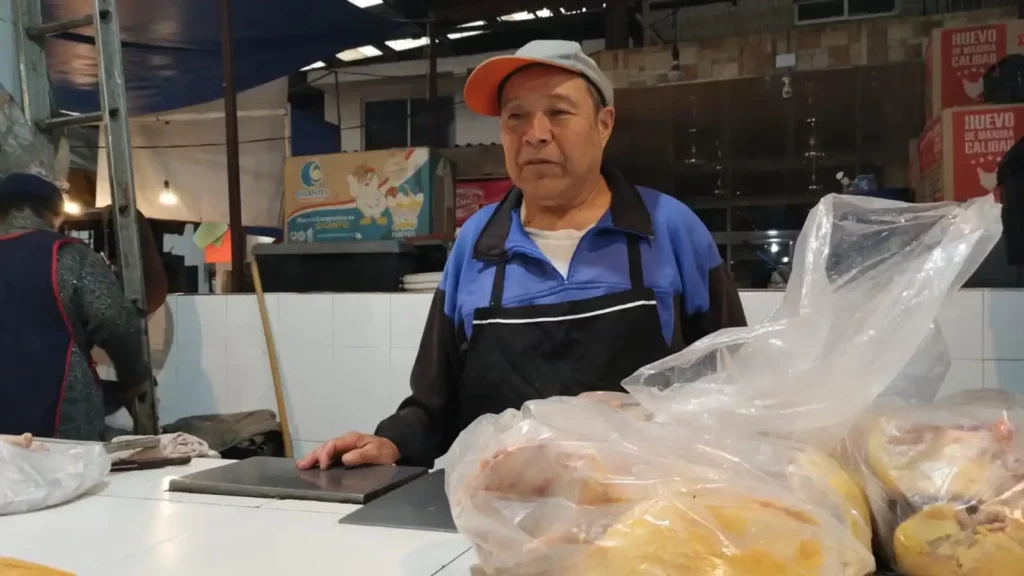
[463, 40, 614, 117]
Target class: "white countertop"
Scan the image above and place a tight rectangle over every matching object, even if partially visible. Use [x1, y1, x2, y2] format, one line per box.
[0, 459, 474, 576]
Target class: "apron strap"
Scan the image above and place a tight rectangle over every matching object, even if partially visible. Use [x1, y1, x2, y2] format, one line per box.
[490, 260, 507, 308]
[626, 235, 645, 289]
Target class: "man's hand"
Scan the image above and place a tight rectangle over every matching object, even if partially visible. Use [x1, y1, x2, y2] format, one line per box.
[296, 432, 400, 470]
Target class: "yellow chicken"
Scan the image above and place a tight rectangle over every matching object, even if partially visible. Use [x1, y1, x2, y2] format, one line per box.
[460, 441, 873, 576]
[858, 396, 1024, 576]
[894, 502, 1024, 576]
[584, 486, 864, 576]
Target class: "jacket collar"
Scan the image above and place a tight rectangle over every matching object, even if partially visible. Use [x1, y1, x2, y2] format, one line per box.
[472, 165, 653, 262]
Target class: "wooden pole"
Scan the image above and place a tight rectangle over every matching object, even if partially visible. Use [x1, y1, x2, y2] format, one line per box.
[250, 259, 293, 459]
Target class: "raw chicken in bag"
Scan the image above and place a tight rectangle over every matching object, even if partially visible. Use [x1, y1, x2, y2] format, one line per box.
[447, 396, 875, 576]
[445, 195, 1002, 575]
[844, 389, 1024, 575]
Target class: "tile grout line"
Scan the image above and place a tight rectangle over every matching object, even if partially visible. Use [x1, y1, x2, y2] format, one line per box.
[982, 289, 989, 388]
[428, 546, 474, 576]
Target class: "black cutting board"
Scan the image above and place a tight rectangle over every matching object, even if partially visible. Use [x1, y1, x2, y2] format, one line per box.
[338, 469, 457, 532]
[167, 457, 427, 505]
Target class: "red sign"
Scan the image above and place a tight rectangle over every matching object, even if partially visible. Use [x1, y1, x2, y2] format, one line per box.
[951, 107, 1023, 201]
[941, 25, 1006, 109]
[456, 179, 512, 226]
[927, 21, 1024, 117]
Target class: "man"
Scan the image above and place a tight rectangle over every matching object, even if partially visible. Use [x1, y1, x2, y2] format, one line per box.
[0, 172, 151, 440]
[299, 40, 746, 470]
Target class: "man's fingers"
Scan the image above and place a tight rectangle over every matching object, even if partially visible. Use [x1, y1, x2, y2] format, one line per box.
[296, 433, 394, 470]
[295, 433, 370, 470]
[340, 439, 397, 467]
[340, 444, 378, 467]
[296, 448, 320, 470]
[318, 443, 335, 470]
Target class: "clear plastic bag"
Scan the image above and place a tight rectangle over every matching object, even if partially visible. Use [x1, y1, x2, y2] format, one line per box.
[0, 81, 59, 182]
[445, 194, 1003, 575]
[447, 396, 875, 575]
[0, 441, 111, 515]
[624, 195, 1002, 446]
[843, 389, 1024, 575]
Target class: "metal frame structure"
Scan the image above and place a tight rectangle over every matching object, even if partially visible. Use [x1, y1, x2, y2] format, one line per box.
[13, 0, 157, 435]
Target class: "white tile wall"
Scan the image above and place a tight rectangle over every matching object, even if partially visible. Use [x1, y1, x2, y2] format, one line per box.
[140, 289, 1023, 453]
[984, 290, 1024, 360]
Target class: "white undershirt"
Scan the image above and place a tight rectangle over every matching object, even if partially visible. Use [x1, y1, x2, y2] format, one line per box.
[521, 206, 593, 280]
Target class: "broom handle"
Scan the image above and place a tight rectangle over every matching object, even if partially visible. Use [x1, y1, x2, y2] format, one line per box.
[249, 259, 294, 459]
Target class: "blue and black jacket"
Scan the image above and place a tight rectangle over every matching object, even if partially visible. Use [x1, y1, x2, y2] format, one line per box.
[376, 167, 746, 466]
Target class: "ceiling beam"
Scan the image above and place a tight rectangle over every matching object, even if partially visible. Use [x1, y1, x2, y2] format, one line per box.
[431, 0, 602, 21]
[328, 9, 606, 69]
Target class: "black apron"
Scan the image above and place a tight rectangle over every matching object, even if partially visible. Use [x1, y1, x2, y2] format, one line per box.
[452, 234, 672, 438]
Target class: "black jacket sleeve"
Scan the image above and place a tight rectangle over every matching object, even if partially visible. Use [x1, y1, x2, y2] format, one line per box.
[375, 288, 464, 468]
[680, 263, 747, 346]
[57, 242, 150, 398]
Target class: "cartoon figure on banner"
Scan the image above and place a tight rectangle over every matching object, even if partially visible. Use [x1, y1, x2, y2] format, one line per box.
[348, 164, 389, 225]
[387, 183, 425, 235]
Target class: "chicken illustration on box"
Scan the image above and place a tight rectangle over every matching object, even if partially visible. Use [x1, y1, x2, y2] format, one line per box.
[283, 147, 451, 243]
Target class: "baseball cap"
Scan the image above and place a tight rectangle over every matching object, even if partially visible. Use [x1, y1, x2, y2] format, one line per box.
[464, 40, 614, 117]
[0, 172, 61, 203]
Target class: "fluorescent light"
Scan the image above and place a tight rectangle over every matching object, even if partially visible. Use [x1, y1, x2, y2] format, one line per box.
[301, 61, 326, 71]
[458, 20, 486, 28]
[448, 30, 485, 40]
[347, 0, 383, 7]
[499, 11, 535, 21]
[385, 37, 430, 51]
[536, 8, 553, 17]
[336, 45, 383, 61]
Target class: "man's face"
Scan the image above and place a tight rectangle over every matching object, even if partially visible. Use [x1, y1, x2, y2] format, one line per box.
[499, 66, 615, 204]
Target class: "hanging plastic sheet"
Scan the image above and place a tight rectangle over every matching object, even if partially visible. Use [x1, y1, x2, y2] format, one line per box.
[0, 82, 57, 182]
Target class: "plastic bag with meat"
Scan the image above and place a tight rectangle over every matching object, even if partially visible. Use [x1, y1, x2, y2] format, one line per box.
[843, 390, 1024, 575]
[445, 194, 1003, 575]
[447, 396, 874, 576]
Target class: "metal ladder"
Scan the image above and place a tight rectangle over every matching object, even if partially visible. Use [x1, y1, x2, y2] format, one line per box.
[13, 0, 157, 435]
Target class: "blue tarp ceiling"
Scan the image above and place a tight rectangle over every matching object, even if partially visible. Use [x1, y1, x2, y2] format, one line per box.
[41, 0, 403, 115]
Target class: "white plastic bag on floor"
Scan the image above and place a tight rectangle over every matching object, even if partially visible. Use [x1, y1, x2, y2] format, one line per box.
[0, 442, 111, 515]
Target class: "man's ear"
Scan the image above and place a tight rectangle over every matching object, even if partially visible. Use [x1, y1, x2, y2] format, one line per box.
[598, 106, 615, 148]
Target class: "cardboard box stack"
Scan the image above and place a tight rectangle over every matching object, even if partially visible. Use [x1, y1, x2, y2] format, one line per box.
[918, 20, 1024, 202]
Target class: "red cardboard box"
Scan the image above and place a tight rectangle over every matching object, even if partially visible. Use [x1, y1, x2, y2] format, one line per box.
[918, 103, 1022, 202]
[456, 179, 512, 226]
[925, 21, 1024, 118]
